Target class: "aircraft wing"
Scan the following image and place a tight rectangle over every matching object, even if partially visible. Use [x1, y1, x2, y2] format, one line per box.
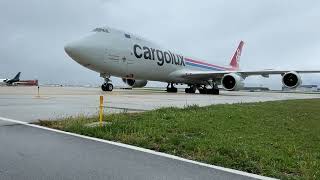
[173, 69, 320, 80]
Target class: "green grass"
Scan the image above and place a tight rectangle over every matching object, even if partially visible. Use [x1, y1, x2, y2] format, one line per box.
[38, 99, 320, 179]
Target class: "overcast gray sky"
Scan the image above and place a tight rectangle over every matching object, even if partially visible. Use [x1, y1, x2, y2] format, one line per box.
[0, 0, 320, 89]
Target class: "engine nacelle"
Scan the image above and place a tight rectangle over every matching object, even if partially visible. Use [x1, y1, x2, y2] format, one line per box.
[122, 78, 148, 88]
[221, 73, 245, 91]
[282, 71, 302, 89]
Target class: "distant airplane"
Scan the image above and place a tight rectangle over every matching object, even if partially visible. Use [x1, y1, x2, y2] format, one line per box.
[64, 26, 320, 94]
[0, 72, 21, 86]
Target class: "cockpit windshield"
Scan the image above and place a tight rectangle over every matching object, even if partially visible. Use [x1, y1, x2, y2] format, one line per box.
[93, 28, 109, 33]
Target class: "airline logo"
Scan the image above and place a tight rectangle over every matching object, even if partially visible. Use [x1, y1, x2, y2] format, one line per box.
[133, 44, 185, 66]
[229, 41, 244, 69]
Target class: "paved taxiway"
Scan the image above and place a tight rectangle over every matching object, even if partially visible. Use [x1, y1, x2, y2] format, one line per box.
[0, 86, 319, 123]
[1, 86, 318, 180]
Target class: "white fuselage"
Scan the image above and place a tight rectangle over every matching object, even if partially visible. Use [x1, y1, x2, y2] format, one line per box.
[65, 27, 320, 92]
[64, 27, 230, 85]
[0, 79, 8, 85]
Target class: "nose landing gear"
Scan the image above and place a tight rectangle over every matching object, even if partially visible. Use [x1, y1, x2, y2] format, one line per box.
[101, 83, 113, 92]
[101, 74, 113, 92]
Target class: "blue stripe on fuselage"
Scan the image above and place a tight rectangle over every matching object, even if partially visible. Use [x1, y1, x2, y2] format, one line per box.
[185, 62, 224, 71]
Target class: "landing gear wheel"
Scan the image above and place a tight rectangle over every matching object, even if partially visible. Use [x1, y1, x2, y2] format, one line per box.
[185, 87, 196, 94]
[199, 88, 207, 94]
[100, 73, 113, 92]
[167, 87, 178, 93]
[101, 83, 108, 91]
[101, 83, 113, 92]
[198, 87, 219, 95]
[213, 88, 219, 95]
[166, 83, 178, 93]
[107, 83, 113, 91]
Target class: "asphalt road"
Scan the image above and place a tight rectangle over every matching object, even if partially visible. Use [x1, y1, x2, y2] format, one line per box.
[0, 119, 262, 180]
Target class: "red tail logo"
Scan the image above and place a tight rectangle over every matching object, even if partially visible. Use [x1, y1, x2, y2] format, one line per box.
[230, 41, 244, 70]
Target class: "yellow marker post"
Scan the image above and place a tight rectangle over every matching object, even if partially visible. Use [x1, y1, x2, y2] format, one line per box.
[99, 96, 104, 127]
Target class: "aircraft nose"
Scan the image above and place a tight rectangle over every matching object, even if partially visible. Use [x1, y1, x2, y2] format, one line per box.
[64, 43, 73, 55]
[64, 35, 104, 69]
[64, 38, 96, 65]
[64, 41, 82, 60]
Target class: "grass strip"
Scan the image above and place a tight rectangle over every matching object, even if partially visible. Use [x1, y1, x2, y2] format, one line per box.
[38, 99, 320, 179]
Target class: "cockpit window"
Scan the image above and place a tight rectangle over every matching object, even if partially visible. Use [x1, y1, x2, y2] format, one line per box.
[124, 33, 131, 38]
[93, 28, 109, 33]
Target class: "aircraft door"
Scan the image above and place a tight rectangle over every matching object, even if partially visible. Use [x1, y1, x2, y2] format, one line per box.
[125, 50, 135, 78]
[104, 48, 127, 76]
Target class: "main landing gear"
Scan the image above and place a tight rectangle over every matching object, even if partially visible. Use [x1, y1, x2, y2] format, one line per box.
[185, 85, 196, 94]
[198, 87, 219, 95]
[166, 83, 178, 93]
[185, 84, 220, 95]
[166, 83, 219, 95]
[101, 74, 113, 92]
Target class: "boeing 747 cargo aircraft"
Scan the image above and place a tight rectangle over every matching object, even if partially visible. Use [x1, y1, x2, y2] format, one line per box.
[64, 27, 320, 94]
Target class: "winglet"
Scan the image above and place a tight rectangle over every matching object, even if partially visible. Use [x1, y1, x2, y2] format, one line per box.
[230, 41, 244, 70]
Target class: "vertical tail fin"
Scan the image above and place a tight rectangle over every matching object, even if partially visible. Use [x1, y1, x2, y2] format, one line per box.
[229, 41, 244, 70]
[13, 72, 21, 80]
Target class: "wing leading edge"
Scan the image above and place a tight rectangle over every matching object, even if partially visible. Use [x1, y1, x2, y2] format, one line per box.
[172, 69, 320, 80]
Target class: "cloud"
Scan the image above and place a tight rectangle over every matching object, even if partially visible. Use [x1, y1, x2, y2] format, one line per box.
[0, 0, 319, 88]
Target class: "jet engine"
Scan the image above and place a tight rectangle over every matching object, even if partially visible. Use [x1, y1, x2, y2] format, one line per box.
[282, 71, 302, 88]
[122, 78, 148, 88]
[221, 73, 244, 91]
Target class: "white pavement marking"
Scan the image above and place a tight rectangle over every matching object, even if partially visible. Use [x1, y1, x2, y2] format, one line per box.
[0, 116, 277, 180]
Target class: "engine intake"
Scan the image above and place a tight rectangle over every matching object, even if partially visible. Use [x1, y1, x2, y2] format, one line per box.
[282, 71, 302, 88]
[221, 73, 244, 91]
[122, 78, 148, 88]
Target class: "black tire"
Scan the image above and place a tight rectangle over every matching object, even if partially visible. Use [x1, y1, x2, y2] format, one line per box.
[207, 89, 213, 94]
[167, 87, 178, 93]
[172, 88, 178, 93]
[185, 88, 196, 94]
[213, 89, 219, 95]
[190, 89, 196, 93]
[107, 83, 113, 91]
[199, 88, 207, 94]
[101, 83, 108, 91]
